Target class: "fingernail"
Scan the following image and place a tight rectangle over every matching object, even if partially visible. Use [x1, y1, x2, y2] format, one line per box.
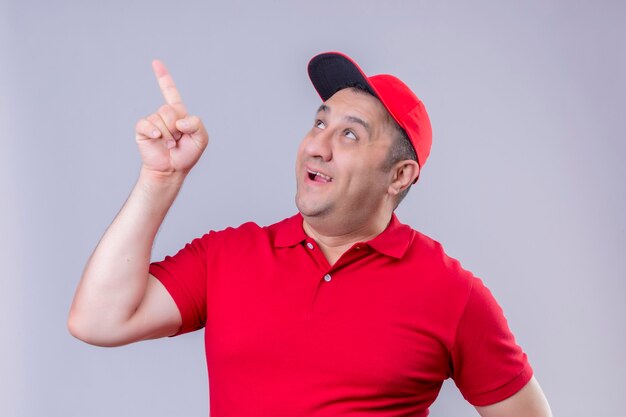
[179, 119, 188, 129]
[152, 129, 160, 138]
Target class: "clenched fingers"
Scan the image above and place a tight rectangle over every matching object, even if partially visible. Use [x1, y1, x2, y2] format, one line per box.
[157, 105, 182, 140]
[135, 115, 175, 149]
[135, 118, 161, 140]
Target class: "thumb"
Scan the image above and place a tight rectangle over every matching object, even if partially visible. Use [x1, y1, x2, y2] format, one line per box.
[176, 116, 209, 147]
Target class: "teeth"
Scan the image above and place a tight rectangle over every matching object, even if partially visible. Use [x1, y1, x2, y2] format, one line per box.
[316, 172, 331, 181]
[307, 169, 332, 182]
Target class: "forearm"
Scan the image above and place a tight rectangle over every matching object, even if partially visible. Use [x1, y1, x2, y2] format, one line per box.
[68, 168, 185, 343]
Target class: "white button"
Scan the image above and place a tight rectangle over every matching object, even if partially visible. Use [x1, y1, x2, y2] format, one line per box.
[324, 274, 332, 282]
[306, 242, 314, 250]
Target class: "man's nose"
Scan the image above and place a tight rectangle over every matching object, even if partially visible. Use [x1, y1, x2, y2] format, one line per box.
[304, 130, 333, 161]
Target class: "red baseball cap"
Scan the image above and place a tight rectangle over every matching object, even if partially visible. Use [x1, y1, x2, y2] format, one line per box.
[307, 52, 432, 174]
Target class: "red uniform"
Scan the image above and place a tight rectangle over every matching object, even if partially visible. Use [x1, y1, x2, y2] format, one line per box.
[150, 213, 532, 416]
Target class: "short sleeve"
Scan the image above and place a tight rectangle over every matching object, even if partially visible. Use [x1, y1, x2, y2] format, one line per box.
[450, 278, 533, 406]
[149, 233, 213, 336]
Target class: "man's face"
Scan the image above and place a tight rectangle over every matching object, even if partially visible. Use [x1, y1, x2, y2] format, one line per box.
[295, 88, 396, 225]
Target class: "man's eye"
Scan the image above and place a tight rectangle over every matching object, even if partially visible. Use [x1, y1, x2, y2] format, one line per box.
[345, 130, 357, 140]
[314, 120, 326, 129]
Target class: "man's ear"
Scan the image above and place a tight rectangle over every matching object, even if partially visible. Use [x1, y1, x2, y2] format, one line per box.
[388, 160, 420, 196]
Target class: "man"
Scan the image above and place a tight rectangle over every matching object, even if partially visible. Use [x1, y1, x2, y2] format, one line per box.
[68, 52, 552, 416]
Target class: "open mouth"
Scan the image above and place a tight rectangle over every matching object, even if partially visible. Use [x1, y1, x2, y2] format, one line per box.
[307, 169, 332, 183]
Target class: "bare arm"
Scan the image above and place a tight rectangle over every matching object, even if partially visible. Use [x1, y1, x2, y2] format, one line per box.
[475, 376, 552, 417]
[68, 61, 208, 347]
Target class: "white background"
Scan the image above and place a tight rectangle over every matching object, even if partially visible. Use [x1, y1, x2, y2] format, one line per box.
[1, 1, 624, 416]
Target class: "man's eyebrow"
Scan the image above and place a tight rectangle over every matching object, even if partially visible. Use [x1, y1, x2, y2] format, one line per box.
[316, 104, 329, 114]
[345, 115, 370, 133]
[315, 104, 371, 135]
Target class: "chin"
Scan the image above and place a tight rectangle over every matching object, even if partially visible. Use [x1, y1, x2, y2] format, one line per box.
[295, 194, 331, 218]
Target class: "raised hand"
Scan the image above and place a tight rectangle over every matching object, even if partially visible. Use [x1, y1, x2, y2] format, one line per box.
[135, 60, 209, 177]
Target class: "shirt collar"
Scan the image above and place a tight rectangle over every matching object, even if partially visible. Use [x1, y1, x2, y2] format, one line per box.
[273, 213, 308, 248]
[366, 213, 415, 259]
[273, 213, 414, 259]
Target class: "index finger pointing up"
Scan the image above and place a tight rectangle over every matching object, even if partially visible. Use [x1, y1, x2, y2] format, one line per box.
[151, 59, 187, 114]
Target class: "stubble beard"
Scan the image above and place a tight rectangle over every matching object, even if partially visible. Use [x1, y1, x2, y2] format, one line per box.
[295, 186, 334, 219]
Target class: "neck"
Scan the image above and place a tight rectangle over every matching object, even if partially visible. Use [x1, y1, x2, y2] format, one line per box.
[302, 210, 393, 265]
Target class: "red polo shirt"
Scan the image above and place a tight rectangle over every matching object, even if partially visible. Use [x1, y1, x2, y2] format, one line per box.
[149, 214, 532, 416]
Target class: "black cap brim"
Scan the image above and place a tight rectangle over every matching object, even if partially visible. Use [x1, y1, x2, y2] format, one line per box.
[308, 52, 377, 101]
